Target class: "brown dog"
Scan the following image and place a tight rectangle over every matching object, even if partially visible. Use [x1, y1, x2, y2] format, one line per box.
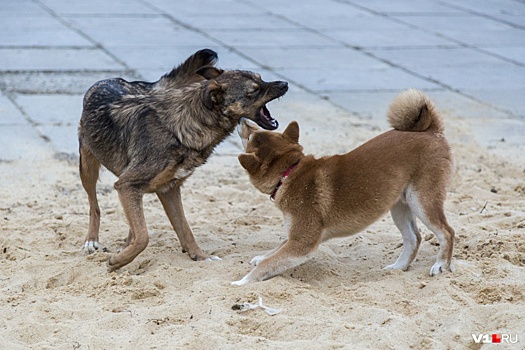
[233, 89, 455, 285]
[78, 49, 288, 271]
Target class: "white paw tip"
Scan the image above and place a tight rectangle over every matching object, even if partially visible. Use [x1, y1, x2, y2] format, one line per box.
[231, 275, 250, 286]
[82, 241, 99, 253]
[250, 256, 265, 266]
[430, 262, 453, 276]
[206, 256, 222, 261]
[383, 263, 407, 271]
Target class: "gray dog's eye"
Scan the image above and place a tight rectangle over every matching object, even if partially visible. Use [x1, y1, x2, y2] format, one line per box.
[247, 84, 260, 95]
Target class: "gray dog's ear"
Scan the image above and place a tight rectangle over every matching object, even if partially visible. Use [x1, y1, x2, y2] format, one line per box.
[238, 153, 260, 173]
[196, 66, 224, 80]
[283, 121, 300, 143]
[202, 80, 224, 110]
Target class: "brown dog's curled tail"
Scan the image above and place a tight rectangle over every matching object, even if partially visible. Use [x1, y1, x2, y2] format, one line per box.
[387, 89, 442, 132]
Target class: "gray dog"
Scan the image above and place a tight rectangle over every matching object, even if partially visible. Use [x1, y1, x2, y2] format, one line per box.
[78, 49, 288, 271]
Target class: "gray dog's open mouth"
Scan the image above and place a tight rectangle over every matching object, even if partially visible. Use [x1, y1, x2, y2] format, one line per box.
[256, 105, 278, 130]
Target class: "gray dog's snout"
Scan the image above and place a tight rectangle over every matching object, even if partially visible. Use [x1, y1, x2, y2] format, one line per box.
[277, 81, 288, 90]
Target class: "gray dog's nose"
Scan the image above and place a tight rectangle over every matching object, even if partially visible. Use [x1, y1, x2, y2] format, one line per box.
[278, 81, 288, 90]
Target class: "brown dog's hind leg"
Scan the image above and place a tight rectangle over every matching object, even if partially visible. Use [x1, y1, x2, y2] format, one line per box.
[407, 187, 455, 276]
[107, 182, 149, 271]
[80, 145, 101, 253]
[157, 186, 220, 261]
[384, 199, 421, 271]
[424, 208, 455, 276]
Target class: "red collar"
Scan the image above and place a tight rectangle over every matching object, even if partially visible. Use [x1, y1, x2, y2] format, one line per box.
[270, 161, 299, 201]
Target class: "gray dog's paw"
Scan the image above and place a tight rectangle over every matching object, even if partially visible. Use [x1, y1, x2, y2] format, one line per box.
[82, 240, 99, 253]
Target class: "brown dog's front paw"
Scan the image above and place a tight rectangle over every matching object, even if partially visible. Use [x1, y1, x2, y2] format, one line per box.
[430, 261, 454, 276]
[231, 275, 252, 286]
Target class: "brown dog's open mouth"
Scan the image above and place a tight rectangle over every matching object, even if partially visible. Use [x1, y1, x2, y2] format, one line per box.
[255, 105, 279, 130]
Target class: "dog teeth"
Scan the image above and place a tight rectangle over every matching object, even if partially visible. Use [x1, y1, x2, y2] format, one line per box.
[259, 106, 278, 128]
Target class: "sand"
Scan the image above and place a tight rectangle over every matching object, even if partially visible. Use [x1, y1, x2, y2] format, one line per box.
[1, 99, 524, 349]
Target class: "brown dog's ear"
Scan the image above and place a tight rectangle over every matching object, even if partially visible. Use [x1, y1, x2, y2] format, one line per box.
[283, 121, 300, 143]
[238, 153, 260, 173]
[196, 66, 224, 80]
[202, 80, 223, 110]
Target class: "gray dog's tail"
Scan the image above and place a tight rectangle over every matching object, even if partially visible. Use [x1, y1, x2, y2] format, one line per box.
[161, 49, 218, 87]
[387, 89, 443, 132]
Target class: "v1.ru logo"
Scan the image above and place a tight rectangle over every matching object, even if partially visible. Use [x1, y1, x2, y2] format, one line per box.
[472, 333, 518, 344]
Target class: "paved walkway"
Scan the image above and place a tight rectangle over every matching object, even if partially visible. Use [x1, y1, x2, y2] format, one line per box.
[1, 0, 524, 161]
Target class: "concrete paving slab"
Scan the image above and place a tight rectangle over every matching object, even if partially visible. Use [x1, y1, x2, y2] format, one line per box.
[440, 0, 525, 17]
[146, 0, 261, 16]
[323, 90, 401, 130]
[36, 124, 78, 155]
[0, 93, 30, 126]
[248, 0, 376, 17]
[460, 89, 525, 118]
[0, 71, 139, 95]
[364, 48, 525, 93]
[66, 16, 217, 48]
[0, 48, 124, 72]
[180, 13, 299, 30]
[249, 11, 393, 31]
[322, 27, 457, 48]
[0, 125, 51, 161]
[40, 0, 157, 15]
[326, 89, 515, 128]
[368, 47, 508, 68]
[15, 94, 83, 125]
[107, 46, 258, 72]
[0, 13, 92, 47]
[282, 66, 440, 92]
[0, 0, 48, 15]
[481, 47, 525, 65]
[421, 91, 512, 120]
[420, 65, 525, 90]
[489, 13, 525, 28]
[345, 0, 466, 14]
[396, 15, 525, 46]
[236, 47, 389, 70]
[203, 29, 339, 47]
